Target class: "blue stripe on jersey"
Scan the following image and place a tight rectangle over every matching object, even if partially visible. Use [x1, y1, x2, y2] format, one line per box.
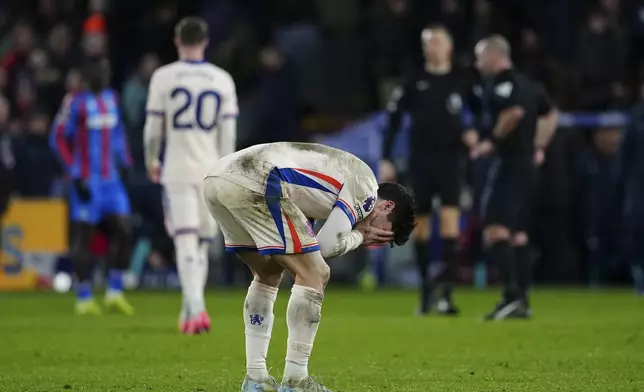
[277, 168, 334, 194]
[334, 199, 356, 226]
[265, 168, 287, 248]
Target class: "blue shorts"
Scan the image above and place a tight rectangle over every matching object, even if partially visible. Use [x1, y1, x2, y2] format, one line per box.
[69, 180, 131, 224]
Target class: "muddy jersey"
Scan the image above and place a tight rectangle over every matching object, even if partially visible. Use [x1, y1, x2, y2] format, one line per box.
[206, 142, 379, 226]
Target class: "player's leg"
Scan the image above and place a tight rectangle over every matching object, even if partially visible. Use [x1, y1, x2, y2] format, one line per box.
[69, 181, 101, 314]
[434, 157, 462, 314]
[234, 176, 330, 390]
[197, 182, 219, 306]
[101, 181, 134, 314]
[203, 176, 281, 390]
[481, 162, 523, 320]
[271, 251, 330, 391]
[238, 251, 283, 390]
[436, 205, 460, 314]
[511, 167, 538, 316]
[70, 220, 101, 314]
[410, 169, 434, 314]
[163, 183, 204, 329]
[511, 231, 533, 316]
[413, 213, 432, 314]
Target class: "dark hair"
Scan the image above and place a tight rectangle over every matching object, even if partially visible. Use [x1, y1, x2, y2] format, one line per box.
[378, 182, 417, 246]
[175, 17, 208, 46]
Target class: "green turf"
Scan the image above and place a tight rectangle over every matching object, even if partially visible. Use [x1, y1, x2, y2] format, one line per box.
[1, 289, 643, 391]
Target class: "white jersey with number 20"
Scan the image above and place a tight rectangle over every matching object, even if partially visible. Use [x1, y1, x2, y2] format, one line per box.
[146, 60, 238, 184]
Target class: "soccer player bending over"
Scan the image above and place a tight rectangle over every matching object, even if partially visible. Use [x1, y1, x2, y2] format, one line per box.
[203, 142, 416, 392]
[50, 59, 134, 315]
[144, 17, 238, 334]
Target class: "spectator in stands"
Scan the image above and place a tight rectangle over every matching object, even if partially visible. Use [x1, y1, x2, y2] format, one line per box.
[577, 7, 627, 110]
[368, 0, 417, 90]
[122, 53, 160, 170]
[3, 21, 37, 117]
[13, 106, 61, 197]
[46, 23, 78, 78]
[29, 48, 65, 117]
[0, 96, 13, 262]
[620, 92, 644, 293]
[577, 127, 624, 286]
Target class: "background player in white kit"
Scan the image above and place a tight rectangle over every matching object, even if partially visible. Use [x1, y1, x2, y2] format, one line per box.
[143, 17, 238, 334]
[203, 142, 417, 392]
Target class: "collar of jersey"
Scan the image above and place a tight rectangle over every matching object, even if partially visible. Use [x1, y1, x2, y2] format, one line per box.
[181, 59, 207, 64]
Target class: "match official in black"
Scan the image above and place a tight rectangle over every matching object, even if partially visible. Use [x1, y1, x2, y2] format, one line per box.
[470, 36, 558, 320]
[380, 26, 478, 315]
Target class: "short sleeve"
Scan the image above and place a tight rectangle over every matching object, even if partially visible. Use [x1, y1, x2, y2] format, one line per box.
[334, 174, 379, 226]
[145, 70, 165, 115]
[221, 75, 238, 119]
[492, 78, 521, 110]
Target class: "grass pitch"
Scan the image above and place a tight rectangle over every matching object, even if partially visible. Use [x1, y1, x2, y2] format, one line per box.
[0, 289, 643, 392]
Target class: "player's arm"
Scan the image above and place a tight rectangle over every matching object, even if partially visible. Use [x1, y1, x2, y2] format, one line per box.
[217, 75, 238, 157]
[534, 85, 559, 151]
[143, 71, 165, 178]
[49, 94, 77, 173]
[381, 84, 408, 161]
[490, 80, 524, 142]
[317, 174, 392, 259]
[380, 83, 409, 181]
[316, 207, 364, 259]
[460, 90, 478, 148]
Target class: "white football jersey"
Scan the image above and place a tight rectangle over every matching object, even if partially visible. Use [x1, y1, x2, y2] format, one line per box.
[206, 142, 379, 225]
[146, 60, 238, 184]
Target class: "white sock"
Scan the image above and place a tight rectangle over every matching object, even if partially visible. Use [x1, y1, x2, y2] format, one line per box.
[174, 234, 202, 312]
[197, 241, 210, 301]
[244, 281, 278, 380]
[283, 285, 324, 383]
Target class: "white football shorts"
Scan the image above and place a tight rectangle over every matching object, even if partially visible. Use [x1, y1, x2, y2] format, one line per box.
[203, 175, 320, 255]
[162, 182, 218, 240]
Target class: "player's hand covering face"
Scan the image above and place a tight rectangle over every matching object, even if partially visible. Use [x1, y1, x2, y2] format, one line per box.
[355, 209, 394, 246]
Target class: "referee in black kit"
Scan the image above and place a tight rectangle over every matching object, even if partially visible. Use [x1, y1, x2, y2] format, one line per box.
[380, 26, 478, 315]
[469, 35, 558, 320]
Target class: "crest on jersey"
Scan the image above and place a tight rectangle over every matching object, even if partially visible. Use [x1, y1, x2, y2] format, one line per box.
[362, 196, 376, 213]
[495, 81, 513, 98]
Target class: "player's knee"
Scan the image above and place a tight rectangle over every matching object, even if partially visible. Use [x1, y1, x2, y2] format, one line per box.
[512, 232, 529, 247]
[483, 225, 511, 245]
[319, 261, 331, 287]
[412, 215, 431, 242]
[439, 207, 460, 238]
[254, 269, 284, 288]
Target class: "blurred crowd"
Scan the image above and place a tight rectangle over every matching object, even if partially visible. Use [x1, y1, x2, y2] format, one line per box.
[1, 0, 644, 284]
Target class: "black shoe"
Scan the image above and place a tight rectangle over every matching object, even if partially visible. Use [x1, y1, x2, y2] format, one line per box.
[506, 298, 532, 319]
[483, 299, 524, 321]
[436, 298, 460, 316]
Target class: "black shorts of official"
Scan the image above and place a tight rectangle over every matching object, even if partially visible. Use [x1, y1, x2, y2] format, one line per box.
[482, 158, 537, 232]
[409, 154, 462, 214]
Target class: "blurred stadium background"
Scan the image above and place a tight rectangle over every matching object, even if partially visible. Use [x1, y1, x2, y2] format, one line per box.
[2, 0, 643, 291]
[2, 1, 644, 391]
